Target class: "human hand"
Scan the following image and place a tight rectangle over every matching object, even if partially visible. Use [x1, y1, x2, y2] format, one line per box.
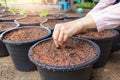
[52, 21, 84, 47]
[52, 16, 96, 47]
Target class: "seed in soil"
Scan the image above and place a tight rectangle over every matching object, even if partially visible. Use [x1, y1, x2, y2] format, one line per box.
[32, 39, 96, 66]
[3, 28, 48, 42]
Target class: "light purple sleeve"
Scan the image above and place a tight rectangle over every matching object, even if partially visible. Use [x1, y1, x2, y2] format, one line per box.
[87, 0, 120, 32]
[87, 0, 116, 15]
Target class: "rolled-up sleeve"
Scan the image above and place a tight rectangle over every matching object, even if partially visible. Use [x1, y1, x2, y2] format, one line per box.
[88, 3, 120, 32]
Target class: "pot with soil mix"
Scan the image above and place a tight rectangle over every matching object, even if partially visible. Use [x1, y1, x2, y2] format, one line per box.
[0, 14, 26, 22]
[15, 15, 45, 26]
[45, 14, 65, 20]
[76, 29, 119, 68]
[0, 26, 51, 71]
[112, 27, 120, 51]
[29, 37, 100, 80]
[0, 22, 19, 57]
[41, 20, 66, 32]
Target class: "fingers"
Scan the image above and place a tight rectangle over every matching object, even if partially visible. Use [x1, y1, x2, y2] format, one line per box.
[52, 24, 60, 47]
[53, 23, 69, 48]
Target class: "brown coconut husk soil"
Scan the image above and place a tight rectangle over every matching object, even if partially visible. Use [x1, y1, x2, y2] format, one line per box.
[17, 16, 44, 23]
[46, 14, 64, 20]
[3, 28, 48, 42]
[77, 29, 114, 39]
[0, 15, 23, 19]
[43, 21, 64, 29]
[32, 39, 96, 66]
[0, 23, 16, 31]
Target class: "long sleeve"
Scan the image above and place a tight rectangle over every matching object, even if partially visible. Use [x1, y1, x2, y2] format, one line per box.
[87, 0, 116, 16]
[87, 2, 120, 32]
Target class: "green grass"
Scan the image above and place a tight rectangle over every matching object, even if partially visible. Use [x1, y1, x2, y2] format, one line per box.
[75, 2, 95, 9]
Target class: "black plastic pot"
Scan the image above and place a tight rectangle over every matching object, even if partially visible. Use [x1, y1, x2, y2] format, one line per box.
[112, 27, 120, 51]
[76, 30, 119, 68]
[28, 37, 100, 80]
[15, 15, 46, 26]
[0, 26, 51, 71]
[0, 22, 19, 57]
[0, 14, 26, 22]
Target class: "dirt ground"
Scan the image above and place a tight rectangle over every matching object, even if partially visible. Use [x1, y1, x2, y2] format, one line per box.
[0, 50, 120, 80]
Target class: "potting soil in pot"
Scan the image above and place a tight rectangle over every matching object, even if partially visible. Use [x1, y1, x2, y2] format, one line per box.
[43, 21, 64, 29]
[0, 15, 23, 20]
[76, 28, 117, 68]
[0, 23, 16, 31]
[77, 29, 114, 38]
[3, 28, 48, 42]
[32, 39, 96, 66]
[0, 11, 14, 16]
[0, 22, 19, 57]
[46, 14, 64, 20]
[17, 16, 44, 23]
[1, 27, 51, 71]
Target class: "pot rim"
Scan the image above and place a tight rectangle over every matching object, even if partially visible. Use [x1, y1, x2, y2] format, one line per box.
[28, 37, 101, 71]
[0, 26, 51, 45]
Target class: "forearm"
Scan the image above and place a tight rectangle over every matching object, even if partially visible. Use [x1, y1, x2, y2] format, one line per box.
[65, 16, 97, 33]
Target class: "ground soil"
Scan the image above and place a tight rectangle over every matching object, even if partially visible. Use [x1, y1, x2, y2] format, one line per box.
[0, 23, 16, 31]
[32, 39, 96, 66]
[17, 16, 45, 23]
[42, 21, 64, 28]
[46, 14, 64, 20]
[77, 29, 114, 39]
[3, 28, 48, 42]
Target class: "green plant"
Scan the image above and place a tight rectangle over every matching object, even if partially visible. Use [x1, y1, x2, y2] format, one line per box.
[9, 8, 19, 13]
[18, 10, 28, 15]
[39, 10, 49, 17]
[75, 2, 95, 9]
